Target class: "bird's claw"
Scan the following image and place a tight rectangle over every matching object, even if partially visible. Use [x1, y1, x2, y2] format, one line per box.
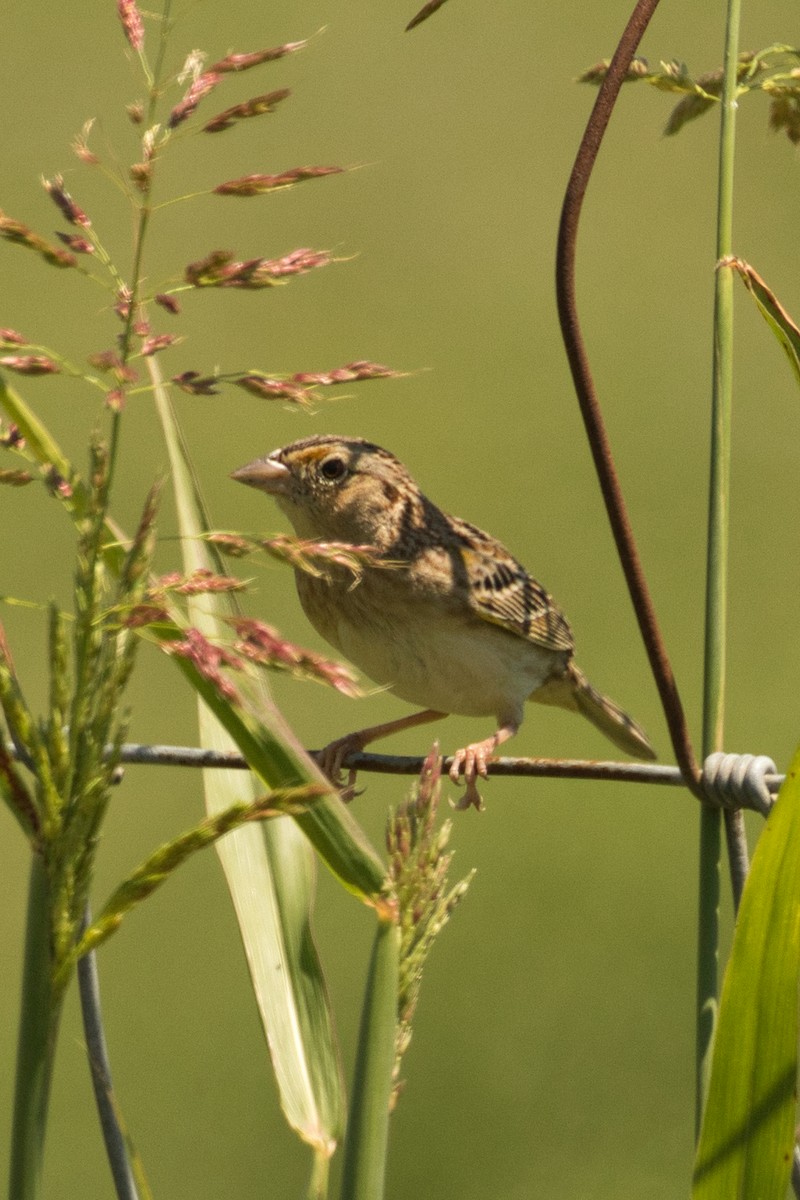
[316, 737, 365, 803]
[451, 779, 485, 811]
[448, 742, 492, 812]
[338, 768, 365, 803]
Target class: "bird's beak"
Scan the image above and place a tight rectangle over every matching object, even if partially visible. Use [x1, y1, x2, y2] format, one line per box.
[230, 456, 290, 494]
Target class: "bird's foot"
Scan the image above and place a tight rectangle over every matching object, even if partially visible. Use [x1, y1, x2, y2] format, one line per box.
[316, 734, 366, 802]
[315, 711, 446, 803]
[448, 739, 497, 812]
[448, 721, 518, 810]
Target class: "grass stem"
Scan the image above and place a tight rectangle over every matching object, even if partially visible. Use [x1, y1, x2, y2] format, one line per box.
[8, 856, 64, 1200]
[696, 0, 742, 1136]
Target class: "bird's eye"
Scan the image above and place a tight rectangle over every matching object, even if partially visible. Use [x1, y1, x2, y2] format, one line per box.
[320, 456, 347, 481]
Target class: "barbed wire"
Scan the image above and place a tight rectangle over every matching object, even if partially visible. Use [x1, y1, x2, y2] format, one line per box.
[5, 737, 782, 814]
[8, 741, 776, 814]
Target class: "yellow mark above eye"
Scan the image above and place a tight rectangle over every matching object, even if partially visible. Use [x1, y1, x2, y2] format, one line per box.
[297, 446, 339, 463]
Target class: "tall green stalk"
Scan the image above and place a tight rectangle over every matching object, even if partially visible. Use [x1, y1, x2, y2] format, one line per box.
[9, 856, 65, 1200]
[339, 915, 400, 1200]
[696, 0, 742, 1135]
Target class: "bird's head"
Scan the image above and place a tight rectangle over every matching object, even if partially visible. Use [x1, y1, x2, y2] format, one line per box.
[231, 435, 418, 546]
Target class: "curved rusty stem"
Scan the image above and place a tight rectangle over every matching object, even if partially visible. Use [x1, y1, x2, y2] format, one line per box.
[555, 0, 702, 798]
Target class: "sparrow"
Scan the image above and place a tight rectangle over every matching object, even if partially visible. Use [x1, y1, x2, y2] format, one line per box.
[232, 435, 655, 808]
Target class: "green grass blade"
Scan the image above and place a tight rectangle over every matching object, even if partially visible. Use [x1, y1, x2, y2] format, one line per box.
[152, 371, 350, 1153]
[0, 377, 77, 486]
[152, 372, 386, 893]
[725, 256, 800, 389]
[0, 377, 125, 574]
[197, 710, 346, 1152]
[692, 747, 800, 1198]
[339, 914, 400, 1200]
[9, 856, 65, 1200]
[170, 657, 387, 897]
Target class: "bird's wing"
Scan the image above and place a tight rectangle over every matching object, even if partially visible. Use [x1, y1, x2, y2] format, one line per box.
[454, 520, 575, 653]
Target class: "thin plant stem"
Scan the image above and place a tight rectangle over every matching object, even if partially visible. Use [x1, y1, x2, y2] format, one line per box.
[109, 0, 174, 484]
[308, 1151, 330, 1200]
[8, 856, 65, 1200]
[77, 906, 141, 1200]
[696, 0, 743, 1136]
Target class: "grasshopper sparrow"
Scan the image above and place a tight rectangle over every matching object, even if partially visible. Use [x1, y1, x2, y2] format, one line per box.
[232, 435, 655, 808]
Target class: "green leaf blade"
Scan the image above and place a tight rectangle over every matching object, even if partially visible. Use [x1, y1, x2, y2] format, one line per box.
[725, 256, 800, 390]
[198, 711, 345, 1152]
[339, 915, 400, 1200]
[693, 747, 800, 1198]
[153, 368, 352, 1154]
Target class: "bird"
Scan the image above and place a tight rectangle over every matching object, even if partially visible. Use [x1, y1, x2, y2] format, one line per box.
[231, 435, 656, 808]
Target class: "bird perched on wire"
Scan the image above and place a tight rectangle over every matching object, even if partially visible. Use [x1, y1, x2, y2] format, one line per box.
[232, 435, 655, 809]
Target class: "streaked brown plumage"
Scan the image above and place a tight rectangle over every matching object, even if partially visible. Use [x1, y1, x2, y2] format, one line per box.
[232, 435, 656, 807]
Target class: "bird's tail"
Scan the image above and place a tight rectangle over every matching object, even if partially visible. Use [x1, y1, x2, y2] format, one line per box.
[531, 662, 657, 761]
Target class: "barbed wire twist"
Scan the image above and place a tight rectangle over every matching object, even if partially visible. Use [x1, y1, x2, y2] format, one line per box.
[7, 742, 778, 815]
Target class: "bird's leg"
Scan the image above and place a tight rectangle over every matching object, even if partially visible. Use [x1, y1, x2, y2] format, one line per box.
[449, 720, 519, 811]
[318, 709, 446, 799]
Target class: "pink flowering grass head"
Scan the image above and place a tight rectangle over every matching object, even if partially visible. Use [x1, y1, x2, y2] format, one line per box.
[117, 0, 144, 51]
[213, 166, 343, 197]
[207, 41, 308, 74]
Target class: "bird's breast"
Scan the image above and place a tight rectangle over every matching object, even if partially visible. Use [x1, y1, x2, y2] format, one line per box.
[295, 568, 562, 722]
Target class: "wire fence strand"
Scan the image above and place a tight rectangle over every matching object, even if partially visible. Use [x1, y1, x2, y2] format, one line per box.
[8, 741, 777, 812]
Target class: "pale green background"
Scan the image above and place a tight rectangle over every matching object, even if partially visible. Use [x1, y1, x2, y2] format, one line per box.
[1, 2, 798, 1197]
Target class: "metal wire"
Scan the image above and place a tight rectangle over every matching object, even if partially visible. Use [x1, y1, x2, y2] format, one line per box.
[30, 742, 779, 814]
[554, 0, 703, 800]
